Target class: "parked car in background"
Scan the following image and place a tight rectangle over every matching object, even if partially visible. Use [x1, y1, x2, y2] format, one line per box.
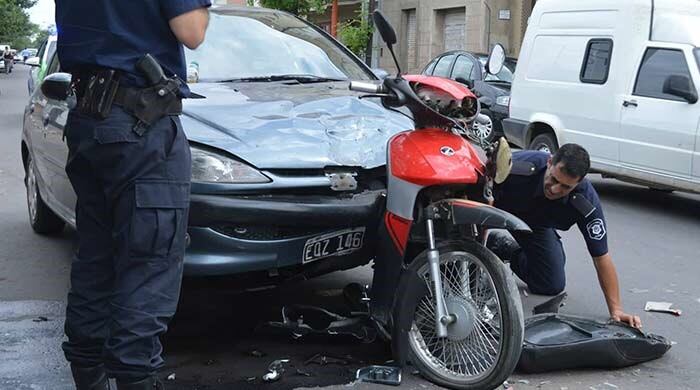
[422, 50, 515, 142]
[22, 6, 411, 286]
[504, 0, 700, 194]
[26, 35, 57, 94]
[21, 48, 37, 62]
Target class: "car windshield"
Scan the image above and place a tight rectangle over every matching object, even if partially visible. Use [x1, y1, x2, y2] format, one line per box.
[185, 10, 373, 82]
[478, 57, 514, 83]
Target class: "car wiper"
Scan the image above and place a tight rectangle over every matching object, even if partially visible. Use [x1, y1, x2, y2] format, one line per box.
[215, 74, 346, 83]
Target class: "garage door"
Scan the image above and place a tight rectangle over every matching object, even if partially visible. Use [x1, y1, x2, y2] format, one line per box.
[405, 9, 417, 70]
[443, 8, 466, 52]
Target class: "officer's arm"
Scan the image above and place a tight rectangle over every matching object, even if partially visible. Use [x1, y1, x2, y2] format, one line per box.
[170, 7, 210, 49]
[592, 253, 642, 328]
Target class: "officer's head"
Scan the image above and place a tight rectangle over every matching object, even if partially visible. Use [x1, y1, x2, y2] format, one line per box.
[544, 144, 590, 200]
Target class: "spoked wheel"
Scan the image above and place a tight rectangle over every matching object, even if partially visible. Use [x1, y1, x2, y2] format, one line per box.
[405, 240, 523, 389]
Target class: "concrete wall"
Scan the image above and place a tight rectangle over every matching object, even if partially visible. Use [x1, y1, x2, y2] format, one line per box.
[377, 0, 529, 74]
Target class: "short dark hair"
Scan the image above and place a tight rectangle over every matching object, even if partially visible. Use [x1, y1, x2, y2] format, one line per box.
[552, 143, 590, 180]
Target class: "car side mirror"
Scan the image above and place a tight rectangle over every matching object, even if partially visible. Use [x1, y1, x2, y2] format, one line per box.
[25, 56, 40, 67]
[41, 72, 73, 101]
[486, 44, 506, 76]
[663, 75, 698, 104]
[455, 77, 474, 89]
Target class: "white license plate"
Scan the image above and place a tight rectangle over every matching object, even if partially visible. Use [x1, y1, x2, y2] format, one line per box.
[303, 227, 365, 263]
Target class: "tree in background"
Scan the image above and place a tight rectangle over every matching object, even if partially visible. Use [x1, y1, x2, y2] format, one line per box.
[253, 0, 330, 18]
[337, 2, 372, 58]
[0, 0, 39, 49]
[31, 27, 51, 49]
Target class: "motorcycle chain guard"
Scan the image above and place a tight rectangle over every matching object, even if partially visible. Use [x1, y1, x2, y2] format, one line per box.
[517, 314, 672, 373]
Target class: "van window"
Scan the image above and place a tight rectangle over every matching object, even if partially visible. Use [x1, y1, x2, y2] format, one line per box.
[580, 39, 612, 84]
[432, 54, 456, 77]
[634, 48, 694, 102]
[451, 55, 476, 81]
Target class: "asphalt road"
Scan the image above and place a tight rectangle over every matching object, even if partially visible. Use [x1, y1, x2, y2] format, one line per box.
[1, 66, 699, 390]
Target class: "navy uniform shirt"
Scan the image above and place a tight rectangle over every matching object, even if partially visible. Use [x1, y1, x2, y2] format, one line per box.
[495, 151, 609, 257]
[55, 0, 211, 94]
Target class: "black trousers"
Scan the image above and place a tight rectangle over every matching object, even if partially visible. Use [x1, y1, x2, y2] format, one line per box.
[511, 227, 567, 296]
[62, 106, 191, 381]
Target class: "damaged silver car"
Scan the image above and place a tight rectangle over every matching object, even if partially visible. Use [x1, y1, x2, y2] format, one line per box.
[21, 6, 411, 283]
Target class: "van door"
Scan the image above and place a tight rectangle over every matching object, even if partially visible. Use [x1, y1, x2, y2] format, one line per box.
[619, 46, 698, 178]
[693, 49, 700, 180]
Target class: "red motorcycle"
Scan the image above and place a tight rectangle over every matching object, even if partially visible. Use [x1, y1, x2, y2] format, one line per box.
[351, 12, 531, 389]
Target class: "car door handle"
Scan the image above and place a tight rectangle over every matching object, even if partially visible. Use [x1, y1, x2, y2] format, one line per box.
[623, 99, 638, 108]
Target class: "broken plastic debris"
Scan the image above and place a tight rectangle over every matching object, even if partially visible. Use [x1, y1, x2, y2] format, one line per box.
[249, 349, 266, 358]
[304, 353, 350, 366]
[603, 382, 619, 389]
[629, 288, 649, 294]
[644, 301, 681, 316]
[295, 369, 313, 377]
[517, 379, 530, 384]
[32, 316, 48, 322]
[533, 292, 567, 315]
[356, 365, 402, 386]
[262, 359, 290, 383]
[166, 373, 176, 381]
[522, 289, 529, 297]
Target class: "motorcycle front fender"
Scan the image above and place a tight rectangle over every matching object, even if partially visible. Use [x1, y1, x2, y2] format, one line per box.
[435, 199, 531, 232]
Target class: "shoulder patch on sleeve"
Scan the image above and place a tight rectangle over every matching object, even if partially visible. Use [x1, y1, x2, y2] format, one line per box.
[570, 194, 596, 218]
[510, 160, 537, 176]
[586, 218, 606, 240]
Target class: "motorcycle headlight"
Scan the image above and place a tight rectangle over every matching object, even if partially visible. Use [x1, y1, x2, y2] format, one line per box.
[495, 96, 510, 106]
[190, 145, 270, 183]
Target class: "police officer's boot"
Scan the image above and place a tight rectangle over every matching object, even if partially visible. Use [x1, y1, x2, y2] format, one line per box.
[70, 364, 111, 390]
[116, 376, 164, 390]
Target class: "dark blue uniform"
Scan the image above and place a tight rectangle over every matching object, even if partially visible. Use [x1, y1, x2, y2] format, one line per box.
[56, 0, 209, 383]
[495, 151, 608, 295]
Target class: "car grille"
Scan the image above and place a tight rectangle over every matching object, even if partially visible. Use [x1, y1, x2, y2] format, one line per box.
[212, 225, 328, 241]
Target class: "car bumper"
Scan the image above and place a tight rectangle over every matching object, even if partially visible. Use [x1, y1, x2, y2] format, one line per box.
[183, 190, 385, 277]
[502, 118, 529, 148]
[490, 104, 509, 134]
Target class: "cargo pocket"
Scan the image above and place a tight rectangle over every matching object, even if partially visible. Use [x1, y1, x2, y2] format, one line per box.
[129, 180, 190, 259]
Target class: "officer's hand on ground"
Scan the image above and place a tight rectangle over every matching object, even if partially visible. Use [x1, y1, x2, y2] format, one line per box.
[611, 309, 642, 329]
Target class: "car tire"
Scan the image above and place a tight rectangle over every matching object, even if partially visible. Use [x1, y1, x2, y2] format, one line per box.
[472, 109, 498, 143]
[529, 133, 558, 154]
[26, 154, 65, 234]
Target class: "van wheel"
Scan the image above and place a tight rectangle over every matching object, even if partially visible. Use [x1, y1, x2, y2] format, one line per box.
[26, 154, 65, 234]
[529, 133, 558, 154]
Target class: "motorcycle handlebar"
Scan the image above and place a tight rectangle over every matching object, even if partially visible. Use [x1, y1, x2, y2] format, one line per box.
[349, 81, 385, 94]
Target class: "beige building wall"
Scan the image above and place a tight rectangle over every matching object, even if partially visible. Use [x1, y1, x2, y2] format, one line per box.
[377, 0, 530, 74]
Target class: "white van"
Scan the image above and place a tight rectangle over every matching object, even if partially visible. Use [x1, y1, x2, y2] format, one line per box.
[503, 0, 700, 193]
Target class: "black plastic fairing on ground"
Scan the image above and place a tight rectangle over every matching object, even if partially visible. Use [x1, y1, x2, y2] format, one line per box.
[517, 314, 672, 373]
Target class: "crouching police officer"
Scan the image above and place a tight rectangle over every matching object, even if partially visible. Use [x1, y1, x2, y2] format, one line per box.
[55, 1, 210, 389]
[489, 144, 642, 329]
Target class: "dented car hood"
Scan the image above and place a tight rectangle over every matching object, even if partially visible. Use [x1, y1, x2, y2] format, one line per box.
[180, 81, 413, 169]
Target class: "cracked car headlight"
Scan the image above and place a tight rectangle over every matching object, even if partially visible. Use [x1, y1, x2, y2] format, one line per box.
[190, 145, 270, 183]
[495, 96, 510, 106]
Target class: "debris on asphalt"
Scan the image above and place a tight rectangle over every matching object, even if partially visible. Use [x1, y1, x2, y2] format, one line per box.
[32, 316, 48, 322]
[533, 292, 567, 314]
[502, 381, 513, 390]
[644, 301, 682, 316]
[166, 373, 176, 381]
[629, 288, 649, 294]
[538, 380, 552, 387]
[204, 359, 216, 366]
[262, 359, 290, 383]
[263, 305, 377, 343]
[356, 365, 402, 386]
[517, 379, 530, 384]
[295, 368, 313, 377]
[522, 289, 529, 297]
[248, 349, 266, 358]
[246, 377, 256, 383]
[631, 369, 641, 376]
[603, 382, 619, 389]
[304, 353, 350, 366]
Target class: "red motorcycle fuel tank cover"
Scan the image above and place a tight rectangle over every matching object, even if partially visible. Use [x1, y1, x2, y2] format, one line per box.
[402, 74, 477, 101]
[390, 129, 485, 187]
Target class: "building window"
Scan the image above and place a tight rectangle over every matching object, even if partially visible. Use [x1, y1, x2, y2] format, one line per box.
[633, 48, 695, 101]
[580, 39, 613, 84]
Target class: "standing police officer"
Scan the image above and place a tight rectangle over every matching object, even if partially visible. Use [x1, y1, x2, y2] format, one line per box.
[490, 144, 642, 328]
[55, 1, 210, 389]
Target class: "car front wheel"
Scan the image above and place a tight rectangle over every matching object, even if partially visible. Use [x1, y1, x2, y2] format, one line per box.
[529, 133, 558, 154]
[26, 154, 65, 234]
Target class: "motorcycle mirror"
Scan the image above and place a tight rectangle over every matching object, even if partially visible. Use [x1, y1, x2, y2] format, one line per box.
[494, 137, 512, 184]
[485, 44, 506, 76]
[372, 11, 402, 75]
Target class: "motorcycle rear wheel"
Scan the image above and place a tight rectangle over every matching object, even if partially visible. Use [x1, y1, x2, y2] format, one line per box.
[402, 240, 523, 389]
